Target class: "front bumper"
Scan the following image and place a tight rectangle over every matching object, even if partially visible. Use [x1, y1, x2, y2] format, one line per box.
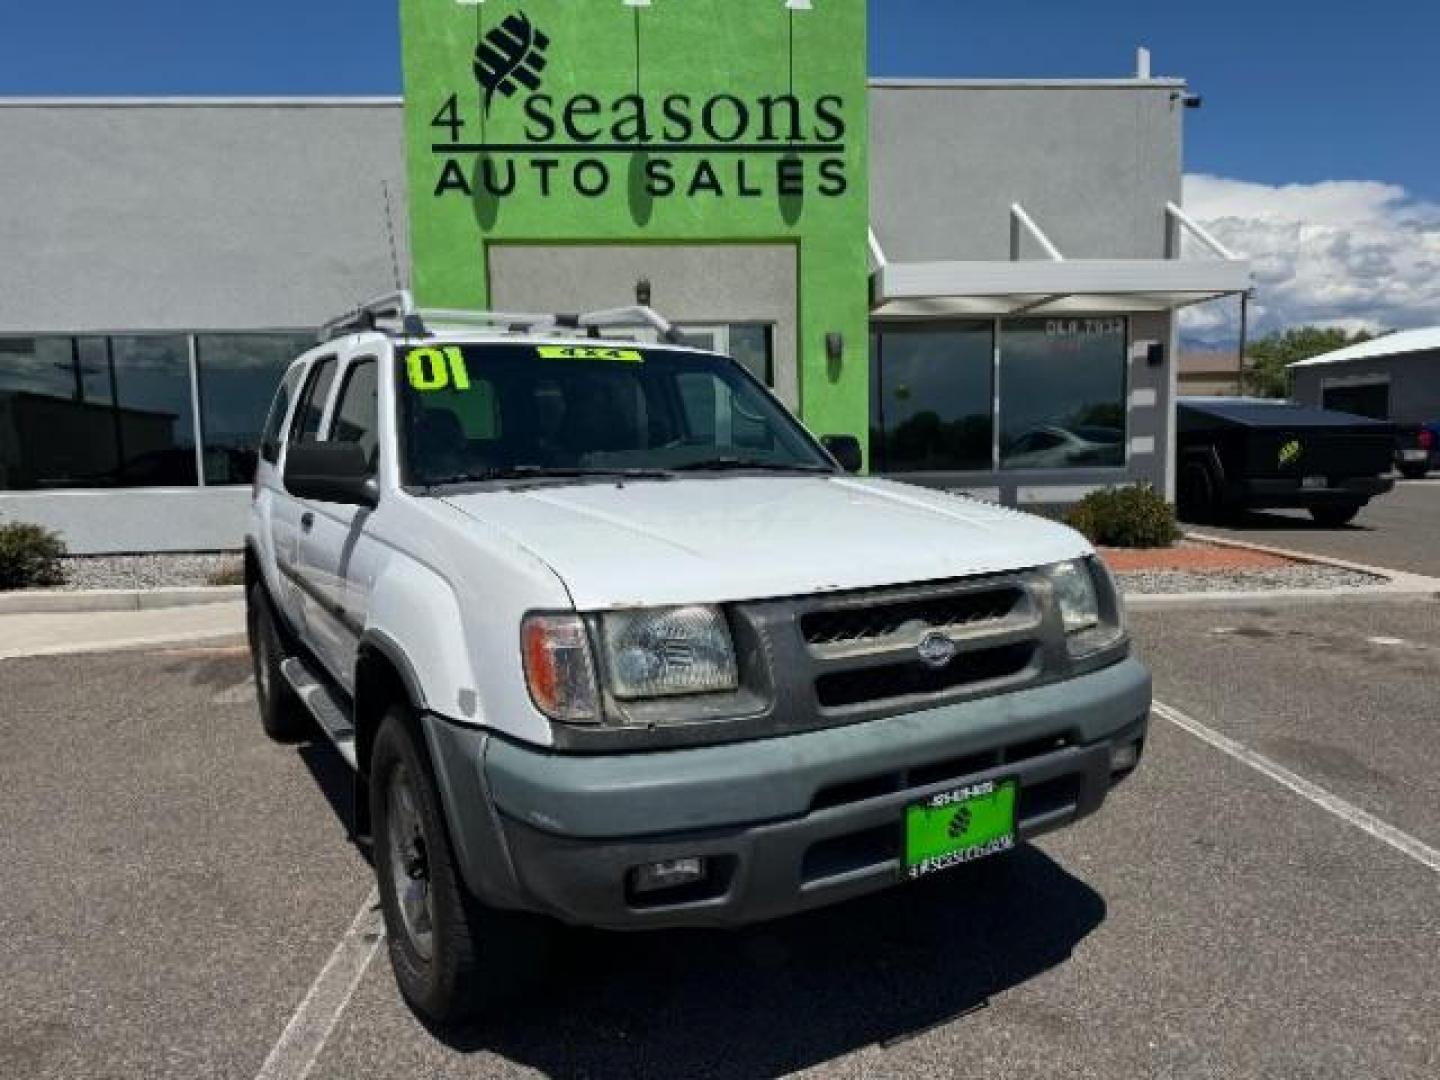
[422, 656, 1151, 930]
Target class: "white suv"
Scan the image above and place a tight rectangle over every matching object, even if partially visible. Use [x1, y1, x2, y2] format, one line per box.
[246, 294, 1151, 1024]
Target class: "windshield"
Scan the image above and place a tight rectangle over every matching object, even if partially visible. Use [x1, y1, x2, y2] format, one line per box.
[397, 342, 834, 488]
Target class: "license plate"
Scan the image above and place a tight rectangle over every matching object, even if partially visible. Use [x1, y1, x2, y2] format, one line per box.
[1402, 449, 1427, 462]
[904, 779, 1017, 880]
[1301, 475, 1328, 490]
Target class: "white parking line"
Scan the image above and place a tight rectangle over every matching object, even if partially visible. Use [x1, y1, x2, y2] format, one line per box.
[1153, 700, 1440, 874]
[253, 887, 385, 1080]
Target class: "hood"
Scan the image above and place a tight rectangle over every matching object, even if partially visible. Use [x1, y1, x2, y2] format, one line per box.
[441, 476, 1090, 610]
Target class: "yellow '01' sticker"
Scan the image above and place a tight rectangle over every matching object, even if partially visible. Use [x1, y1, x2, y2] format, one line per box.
[406, 346, 471, 392]
[536, 346, 644, 363]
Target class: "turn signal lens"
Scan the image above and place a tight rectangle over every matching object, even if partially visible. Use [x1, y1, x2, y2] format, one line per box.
[521, 614, 600, 723]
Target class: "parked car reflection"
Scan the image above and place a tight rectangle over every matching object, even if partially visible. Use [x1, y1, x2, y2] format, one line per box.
[1003, 425, 1124, 469]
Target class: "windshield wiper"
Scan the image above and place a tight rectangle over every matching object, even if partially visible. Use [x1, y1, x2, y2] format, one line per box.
[668, 457, 834, 474]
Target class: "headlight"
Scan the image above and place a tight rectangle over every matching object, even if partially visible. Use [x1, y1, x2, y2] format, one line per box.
[600, 605, 739, 699]
[1044, 558, 1125, 658]
[521, 613, 600, 722]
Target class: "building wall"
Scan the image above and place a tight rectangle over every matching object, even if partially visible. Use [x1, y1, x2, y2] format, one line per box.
[868, 81, 1185, 262]
[1291, 350, 1440, 422]
[0, 100, 408, 333]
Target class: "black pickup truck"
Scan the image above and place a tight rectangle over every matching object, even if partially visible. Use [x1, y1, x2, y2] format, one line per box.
[1177, 397, 1396, 526]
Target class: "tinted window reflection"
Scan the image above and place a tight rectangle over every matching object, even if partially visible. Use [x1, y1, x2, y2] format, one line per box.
[872, 324, 994, 472]
[728, 325, 774, 387]
[197, 334, 312, 483]
[999, 318, 1127, 471]
[108, 336, 197, 486]
[0, 337, 120, 489]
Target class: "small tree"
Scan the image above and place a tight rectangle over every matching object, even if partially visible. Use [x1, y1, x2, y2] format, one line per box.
[1243, 326, 1377, 398]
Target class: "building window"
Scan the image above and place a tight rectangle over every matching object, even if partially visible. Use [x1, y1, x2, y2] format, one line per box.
[999, 318, 1127, 471]
[871, 323, 994, 472]
[1, 331, 314, 491]
[197, 334, 314, 484]
[0, 335, 195, 489]
[108, 336, 197, 486]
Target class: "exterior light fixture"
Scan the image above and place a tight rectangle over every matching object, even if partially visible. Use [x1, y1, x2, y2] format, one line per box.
[786, 0, 814, 9]
[624, 0, 652, 7]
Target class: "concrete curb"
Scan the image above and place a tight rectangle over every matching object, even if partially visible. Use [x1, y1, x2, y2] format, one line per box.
[0, 627, 245, 661]
[0, 585, 242, 615]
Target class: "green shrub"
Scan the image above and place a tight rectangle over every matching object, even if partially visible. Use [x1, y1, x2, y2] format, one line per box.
[0, 521, 68, 590]
[1063, 484, 1180, 549]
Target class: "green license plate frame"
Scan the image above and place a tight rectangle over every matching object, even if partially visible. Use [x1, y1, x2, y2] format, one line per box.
[903, 778, 1018, 881]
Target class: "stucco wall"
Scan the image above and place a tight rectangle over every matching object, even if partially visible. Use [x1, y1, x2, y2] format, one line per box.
[0, 101, 408, 333]
[868, 82, 1185, 262]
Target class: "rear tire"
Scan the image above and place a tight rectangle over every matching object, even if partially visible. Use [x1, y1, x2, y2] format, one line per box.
[247, 585, 307, 742]
[370, 709, 550, 1026]
[1399, 464, 1428, 480]
[1309, 503, 1361, 527]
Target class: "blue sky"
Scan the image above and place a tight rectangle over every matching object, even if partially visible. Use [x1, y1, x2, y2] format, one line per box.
[4, 1, 1437, 334]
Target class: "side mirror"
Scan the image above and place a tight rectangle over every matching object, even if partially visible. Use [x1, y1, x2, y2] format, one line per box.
[821, 434, 863, 474]
[284, 442, 379, 508]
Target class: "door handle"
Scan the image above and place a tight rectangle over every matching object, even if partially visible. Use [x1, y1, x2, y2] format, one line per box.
[300, 512, 315, 532]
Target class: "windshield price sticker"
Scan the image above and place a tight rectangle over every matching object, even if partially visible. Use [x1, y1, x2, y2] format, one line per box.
[536, 346, 644, 363]
[407, 347, 472, 392]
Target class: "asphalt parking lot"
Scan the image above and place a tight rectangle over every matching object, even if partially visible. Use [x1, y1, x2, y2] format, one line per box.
[1198, 476, 1440, 578]
[3, 592, 1437, 1080]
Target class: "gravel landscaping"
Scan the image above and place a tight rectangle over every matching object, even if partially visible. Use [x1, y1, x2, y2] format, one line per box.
[59, 553, 243, 591]
[1116, 564, 1384, 594]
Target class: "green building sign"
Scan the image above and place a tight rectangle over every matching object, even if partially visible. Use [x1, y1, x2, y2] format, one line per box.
[400, 0, 871, 456]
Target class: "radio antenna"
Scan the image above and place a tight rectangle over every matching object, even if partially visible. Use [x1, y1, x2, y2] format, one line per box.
[381, 180, 404, 292]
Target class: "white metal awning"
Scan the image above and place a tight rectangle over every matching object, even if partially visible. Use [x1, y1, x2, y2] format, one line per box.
[870, 203, 1252, 318]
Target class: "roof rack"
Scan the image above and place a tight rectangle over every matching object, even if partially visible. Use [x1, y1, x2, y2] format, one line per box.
[320, 291, 684, 344]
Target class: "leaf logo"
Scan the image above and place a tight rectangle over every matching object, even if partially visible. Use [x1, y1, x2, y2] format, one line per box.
[948, 807, 973, 840]
[473, 13, 551, 114]
[1278, 439, 1303, 467]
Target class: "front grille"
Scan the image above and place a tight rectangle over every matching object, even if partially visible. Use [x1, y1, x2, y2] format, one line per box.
[801, 587, 1022, 648]
[814, 641, 1037, 709]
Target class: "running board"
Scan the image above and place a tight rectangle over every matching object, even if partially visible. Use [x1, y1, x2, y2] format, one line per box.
[280, 658, 358, 770]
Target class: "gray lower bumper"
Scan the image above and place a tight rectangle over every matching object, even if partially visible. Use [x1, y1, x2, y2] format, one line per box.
[422, 656, 1151, 930]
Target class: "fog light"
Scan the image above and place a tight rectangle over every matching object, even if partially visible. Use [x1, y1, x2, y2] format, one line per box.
[1111, 741, 1141, 773]
[632, 857, 707, 894]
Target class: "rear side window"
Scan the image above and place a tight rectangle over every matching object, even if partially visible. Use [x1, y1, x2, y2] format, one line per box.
[327, 359, 379, 470]
[288, 356, 338, 446]
[259, 367, 303, 464]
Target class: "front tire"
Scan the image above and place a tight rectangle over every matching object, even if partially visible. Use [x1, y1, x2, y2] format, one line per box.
[247, 585, 307, 742]
[370, 709, 550, 1026]
[1310, 503, 1362, 527]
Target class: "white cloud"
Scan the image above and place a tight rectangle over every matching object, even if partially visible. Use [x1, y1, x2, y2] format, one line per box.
[1180, 173, 1440, 340]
